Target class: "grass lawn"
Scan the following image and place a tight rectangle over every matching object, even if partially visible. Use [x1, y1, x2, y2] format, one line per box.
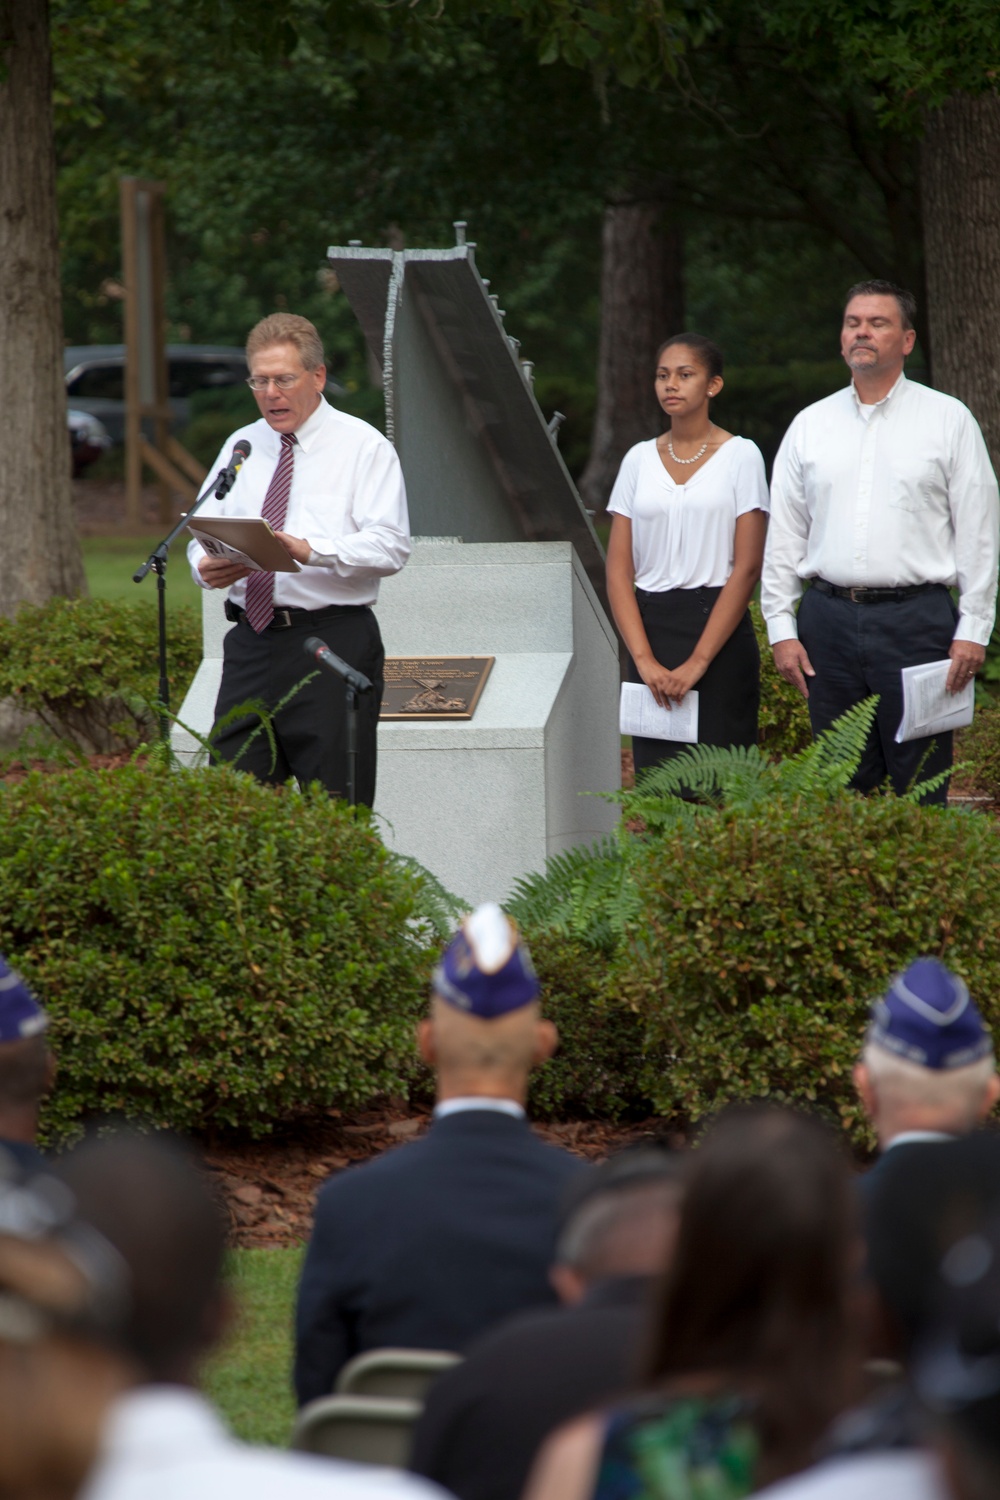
[201, 1247, 303, 1447]
[82, 534, 204, 612]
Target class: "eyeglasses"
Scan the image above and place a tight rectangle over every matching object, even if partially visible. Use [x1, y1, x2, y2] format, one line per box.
[246, 373, 303, 392]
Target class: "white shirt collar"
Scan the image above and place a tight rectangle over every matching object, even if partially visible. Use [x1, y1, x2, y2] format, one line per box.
[433, 1097, 525, 1121]
[851, 369, 906, 415]
[884, 1129, 956, 1151]
[288, 394, 329, 453]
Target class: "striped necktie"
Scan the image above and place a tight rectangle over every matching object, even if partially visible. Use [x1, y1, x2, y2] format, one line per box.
[244, 432, 296, 634]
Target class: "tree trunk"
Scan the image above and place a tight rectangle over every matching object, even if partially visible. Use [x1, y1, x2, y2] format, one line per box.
[579, 196, 684, 517]
[920, 92, 1000, 470]
[0, 0, 86, 614]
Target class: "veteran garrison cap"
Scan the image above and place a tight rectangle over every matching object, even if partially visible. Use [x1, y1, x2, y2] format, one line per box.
[432, 902, 540, 1018]
[0, 958, 47, 1044]
[867, 958, 993, 1071]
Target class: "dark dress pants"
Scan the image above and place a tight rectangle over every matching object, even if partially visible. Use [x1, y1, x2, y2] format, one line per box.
[211, 605, 384, 806]
[628, 586, 761, 778]
[796, 583, 958, 805]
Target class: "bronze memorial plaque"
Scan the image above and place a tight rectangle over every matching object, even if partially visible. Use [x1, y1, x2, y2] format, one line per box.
[380, 656, 495, 721]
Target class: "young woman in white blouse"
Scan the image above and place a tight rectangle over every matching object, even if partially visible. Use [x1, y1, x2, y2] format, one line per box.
[606, 334, 769, 777]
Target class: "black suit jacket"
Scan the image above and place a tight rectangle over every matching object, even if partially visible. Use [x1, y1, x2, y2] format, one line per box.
[294, 1109, 585, 1405]
[409, 1277, 653, 1500]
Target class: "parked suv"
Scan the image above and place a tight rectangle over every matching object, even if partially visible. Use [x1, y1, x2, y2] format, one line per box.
[64, 345, 252, 444]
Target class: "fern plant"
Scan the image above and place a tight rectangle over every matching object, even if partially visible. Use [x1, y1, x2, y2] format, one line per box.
[509, 696, 951, 951]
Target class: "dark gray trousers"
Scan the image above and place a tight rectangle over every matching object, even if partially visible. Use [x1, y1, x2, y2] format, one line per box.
[796, 583, 958, 805]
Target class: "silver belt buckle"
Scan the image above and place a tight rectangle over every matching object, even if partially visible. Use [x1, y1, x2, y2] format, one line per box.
[273, 608, 293, 629]
[848, 587, 864, 603]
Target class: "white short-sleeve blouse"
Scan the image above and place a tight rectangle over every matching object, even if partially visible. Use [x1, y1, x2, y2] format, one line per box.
[608, 436, 769, 592]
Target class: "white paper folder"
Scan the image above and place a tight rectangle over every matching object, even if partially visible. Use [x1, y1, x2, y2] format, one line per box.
[619, 682, 699, 743]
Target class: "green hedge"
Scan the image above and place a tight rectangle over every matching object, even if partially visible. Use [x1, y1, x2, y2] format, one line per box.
[616, 794, 1000, 1139]
[0, 763, 439, 1140]
[0, 598, 202, 754]
[526, 934, 648, 1119]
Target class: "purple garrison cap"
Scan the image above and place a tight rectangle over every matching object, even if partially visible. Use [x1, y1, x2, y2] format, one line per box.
[0, 957, 47, 1043]
[868, 959, 993, 1071]
[432, 903, 540, 1018]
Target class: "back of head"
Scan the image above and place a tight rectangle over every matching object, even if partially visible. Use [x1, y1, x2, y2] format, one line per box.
[52, 1133, 227, 1384]
[913, 1161, 1000, 1499]
[859, 960, 997, 1142]
[555, 1149, 683, 1287]
[426, 903, 554, 1097]
[866, 1132, 1000, 1361]
[650, 1106, 858, 1480]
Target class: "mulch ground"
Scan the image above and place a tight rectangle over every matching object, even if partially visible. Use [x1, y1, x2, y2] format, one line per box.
[202, 1105, 677, 1249]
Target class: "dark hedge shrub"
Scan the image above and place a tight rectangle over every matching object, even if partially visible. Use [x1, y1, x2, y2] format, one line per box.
[750, 601, 813, 759]
[955, 699, 1000, 805]
[0, 598, 202, 753]
[525, 933, 648, 1120]
[617, 794, 1000, 1141]
[0, 763, 438, 1140]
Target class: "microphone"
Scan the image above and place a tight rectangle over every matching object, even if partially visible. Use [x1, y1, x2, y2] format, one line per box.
[303, 636, 373, 694]
[213, 438, 252, 499]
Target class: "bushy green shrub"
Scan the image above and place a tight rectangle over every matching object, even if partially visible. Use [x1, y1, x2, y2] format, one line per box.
[750, 601, 813, 759]
[513, 704, 998, 1140]
[955, 699, 1000, 805]
[0, 598, 202, 754]
[526, 933, 648, 1120]
[618, 794, 1000, 1140]
[0, 763, 439, 1140]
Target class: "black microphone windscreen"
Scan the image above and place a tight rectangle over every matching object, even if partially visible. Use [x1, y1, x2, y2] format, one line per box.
[303, 635, 325, 658]
[233, 438, 252, 460]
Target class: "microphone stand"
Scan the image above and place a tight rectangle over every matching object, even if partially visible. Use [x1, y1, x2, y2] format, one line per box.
[303, 638, 373, 806]
[132, 462, 236, 745]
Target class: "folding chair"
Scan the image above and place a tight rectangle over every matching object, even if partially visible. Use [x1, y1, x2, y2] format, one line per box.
[291, 1394, 422, 1467]
[334, 1347, 462, 1401]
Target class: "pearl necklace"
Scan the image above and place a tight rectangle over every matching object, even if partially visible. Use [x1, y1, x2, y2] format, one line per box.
[667, 435, 710, 465]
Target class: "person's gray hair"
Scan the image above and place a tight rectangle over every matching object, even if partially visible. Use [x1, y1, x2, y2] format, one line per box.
[556, 1176, 681, 1280]
[863, 1041, 997, 1128]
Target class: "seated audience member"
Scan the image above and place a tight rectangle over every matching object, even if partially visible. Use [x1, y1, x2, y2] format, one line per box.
[0, 1132, 445, 1500]
[0, 954, 55, 1172]
[916, 1187, 1000, 1500]
[295, 903, 586, 1405]
[748, 1137, 1000, 1497]
[524, 1106, 862, 1500]
[854, 960, 997, 1188]
[411, 1148, 683, 1500]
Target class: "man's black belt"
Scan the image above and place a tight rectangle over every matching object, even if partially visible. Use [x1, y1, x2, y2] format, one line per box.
[225, 600, 369, 630]
[811, 578, 943, 605]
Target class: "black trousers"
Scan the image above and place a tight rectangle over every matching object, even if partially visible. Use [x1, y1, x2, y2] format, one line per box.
[211, 605, 384, 806]
[796, 583, 957, 805]
[628, 586, 761, 777]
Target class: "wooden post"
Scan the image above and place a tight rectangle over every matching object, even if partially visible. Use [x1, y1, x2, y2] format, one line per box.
[121, 177, 205, 526]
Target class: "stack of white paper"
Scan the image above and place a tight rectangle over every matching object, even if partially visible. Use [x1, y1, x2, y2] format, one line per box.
[619, 682, 699, 744]
[895, 659, 975, 744]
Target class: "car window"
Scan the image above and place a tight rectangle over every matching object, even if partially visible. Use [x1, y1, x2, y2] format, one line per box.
[66, 366, 125, 400]
[168, 360, 245, 396]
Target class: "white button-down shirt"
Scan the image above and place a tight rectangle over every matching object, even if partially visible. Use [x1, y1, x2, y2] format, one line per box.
[186, 398, 410, 610]
[79, 1386, 447, 1500]
[761, 374, 1000, 646]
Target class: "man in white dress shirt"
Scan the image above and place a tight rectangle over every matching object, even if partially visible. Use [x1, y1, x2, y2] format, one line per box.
[187, 313, 410, 805]
[761, 280, 999, 802]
